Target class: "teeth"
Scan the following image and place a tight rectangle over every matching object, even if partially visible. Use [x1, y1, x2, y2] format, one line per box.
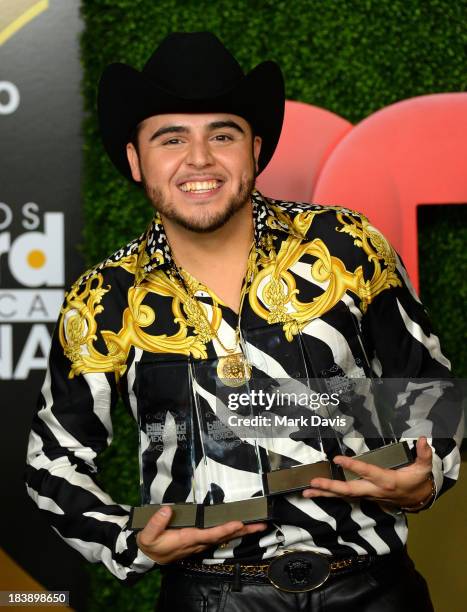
[180, 180, 220, 192]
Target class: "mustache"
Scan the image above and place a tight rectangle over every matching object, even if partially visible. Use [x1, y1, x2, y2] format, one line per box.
[142, 175, 256, 234]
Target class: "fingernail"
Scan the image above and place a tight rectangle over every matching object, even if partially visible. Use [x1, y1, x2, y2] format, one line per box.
[158, 507, 170, 516]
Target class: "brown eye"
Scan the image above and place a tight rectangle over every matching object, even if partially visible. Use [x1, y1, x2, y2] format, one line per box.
[213, 134, 233, 141]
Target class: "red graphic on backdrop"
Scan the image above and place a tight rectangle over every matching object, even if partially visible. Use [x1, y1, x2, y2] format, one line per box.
[257, 94, 467, 291]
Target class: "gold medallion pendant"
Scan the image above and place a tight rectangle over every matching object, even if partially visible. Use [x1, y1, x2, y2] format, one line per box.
[217, 352, 252, 387]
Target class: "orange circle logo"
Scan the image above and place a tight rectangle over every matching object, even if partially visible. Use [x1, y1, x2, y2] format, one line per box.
[27, 249, 46, 268]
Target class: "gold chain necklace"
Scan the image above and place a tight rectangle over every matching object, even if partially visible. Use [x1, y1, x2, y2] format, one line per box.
[173, 245, 256, 387]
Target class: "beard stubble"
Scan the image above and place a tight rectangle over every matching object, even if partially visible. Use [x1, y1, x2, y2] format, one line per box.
[141, 170, 255, 234]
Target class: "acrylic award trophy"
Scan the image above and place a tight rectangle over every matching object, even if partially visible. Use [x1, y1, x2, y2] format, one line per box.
[298, 304, 413, 481]
[130, 310, 416, 530]
[130, 353, 271, 530]
[130, 323, 335, 530]
[239, 325, 334, 497]
[189, 355, 270, 527]
[130, 357, 201, 529]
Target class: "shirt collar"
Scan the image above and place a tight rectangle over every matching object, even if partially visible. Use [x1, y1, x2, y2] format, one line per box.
[134, 189, 294, 285]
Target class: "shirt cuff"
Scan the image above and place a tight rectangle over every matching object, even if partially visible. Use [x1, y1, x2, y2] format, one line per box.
[428, 444, 443, 509]
[132, 546, 157, 571]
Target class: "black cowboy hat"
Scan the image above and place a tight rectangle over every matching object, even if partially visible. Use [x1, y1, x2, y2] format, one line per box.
[98, 31, 285, 182]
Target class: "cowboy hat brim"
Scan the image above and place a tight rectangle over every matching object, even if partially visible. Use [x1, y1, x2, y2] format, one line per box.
[98, 60, 285, 182]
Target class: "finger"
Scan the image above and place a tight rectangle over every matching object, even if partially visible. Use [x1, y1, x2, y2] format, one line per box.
[194, 521, 246, 545]
[302, 488, 340, 498]
[242, 522, 268, 533]
[231, 522, 268, 537]
[138, 506, 172, 547]
[175, 521, 244, 549]
[199, 520, 268, 545]
[332, 456, 395, 490]
[304, 477, 383, 499]
[215, 522, 268, 546]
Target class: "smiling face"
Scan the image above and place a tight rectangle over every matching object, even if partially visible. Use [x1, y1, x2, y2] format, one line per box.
[126, 113, 262, 233]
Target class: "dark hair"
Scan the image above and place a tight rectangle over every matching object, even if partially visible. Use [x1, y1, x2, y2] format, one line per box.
[128, 123, 142, 152]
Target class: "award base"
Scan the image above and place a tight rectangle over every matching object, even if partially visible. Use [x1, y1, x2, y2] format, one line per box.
[341, 441, 413, 481]
[130, 448, 413, 529]
[130, 462, 333, 530]
[266, 460, 332, 494]
[130, 497, 270, 530]
[130, 503, 198, 530]
[203, 497, 270, 528]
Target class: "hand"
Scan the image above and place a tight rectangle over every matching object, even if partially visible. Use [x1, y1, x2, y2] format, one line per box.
[302, 437, 434, 508]
[136, 506, 267, 565]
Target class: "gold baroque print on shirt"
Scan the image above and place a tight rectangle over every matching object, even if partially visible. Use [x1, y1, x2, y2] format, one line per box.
[335, 211, 401, 307]
[59, 252, 143, 378]
[100, 270, 220, 371]
[60, 201, 402, 377]
[59, 273, 119, 378]
[60, 266, 221, 379]
[249, 207, 401, 341]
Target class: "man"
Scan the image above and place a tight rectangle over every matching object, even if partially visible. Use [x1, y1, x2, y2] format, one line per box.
[26, 32, 460, 611]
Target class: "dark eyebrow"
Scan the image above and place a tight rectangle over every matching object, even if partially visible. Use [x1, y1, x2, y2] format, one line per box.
[148, 119, 245, 142]
[149, 125, 188, 142]
[207, 120, 245, 134]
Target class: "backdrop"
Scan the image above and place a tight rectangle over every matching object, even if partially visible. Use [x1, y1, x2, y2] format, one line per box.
[2, 1, 466, 611]
[0, 1, 87, 610]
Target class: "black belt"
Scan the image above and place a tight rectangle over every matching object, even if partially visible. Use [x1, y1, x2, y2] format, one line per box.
[171, 549, 405, 593]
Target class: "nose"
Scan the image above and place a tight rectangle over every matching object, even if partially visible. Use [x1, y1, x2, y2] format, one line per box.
[185, 137, 214, 168]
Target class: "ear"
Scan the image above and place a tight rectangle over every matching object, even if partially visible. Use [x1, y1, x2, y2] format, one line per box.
[253, 135, 262, 174]
[126, 143, 142, 182]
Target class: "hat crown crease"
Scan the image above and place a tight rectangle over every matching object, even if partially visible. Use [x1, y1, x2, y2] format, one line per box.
[142, 31, 244, 99]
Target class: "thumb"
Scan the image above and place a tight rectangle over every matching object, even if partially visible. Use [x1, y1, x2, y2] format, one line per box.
[139, 506, 172, 544]
[415, 437, 432, 467]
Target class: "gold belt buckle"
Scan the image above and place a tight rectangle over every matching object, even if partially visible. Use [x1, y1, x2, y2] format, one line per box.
[267, 551, 331, 593]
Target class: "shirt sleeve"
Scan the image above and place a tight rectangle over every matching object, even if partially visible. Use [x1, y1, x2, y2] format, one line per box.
[358, 229, 463, 506]
[25, 281, 156, 583]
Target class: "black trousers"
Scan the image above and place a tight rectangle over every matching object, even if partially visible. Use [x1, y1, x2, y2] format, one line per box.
[156, 552, 434, 612]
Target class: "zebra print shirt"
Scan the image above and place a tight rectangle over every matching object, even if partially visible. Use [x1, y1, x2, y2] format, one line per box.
[25, 190, 460, 583]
